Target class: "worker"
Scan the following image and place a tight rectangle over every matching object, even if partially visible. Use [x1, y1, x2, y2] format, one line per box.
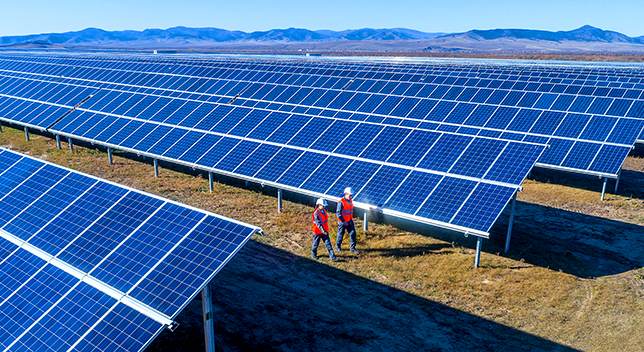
[336, 187, 359, 254]
[312, 198, 338, 262]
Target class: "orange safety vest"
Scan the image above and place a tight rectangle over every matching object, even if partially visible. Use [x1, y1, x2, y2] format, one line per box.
[339, 197, 353, 222]
[313, 208, 329, 234]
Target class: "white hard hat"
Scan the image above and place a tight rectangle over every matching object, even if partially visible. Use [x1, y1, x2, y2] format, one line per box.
[316, 198, 328, 206]
[344, 187, 354, 195]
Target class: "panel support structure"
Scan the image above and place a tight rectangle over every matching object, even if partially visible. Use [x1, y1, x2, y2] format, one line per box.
[601, 177, 608, 201]
[277, 189, 283, 213]
[363, 211, 369, 232]
[154, 158, 159, 178]
[55, 134, 61, 150]
[208, 172, 214, 193]
[505, 191, 517, 253]
[107, 147, 113, 165]
[0, 122, 2, 133]
[68, 138, 73, 152]
[24, 127, 29, 141]
[202, 283, 216, 352]
[615, 169, 621, 194]
[474, 237, 483, 269]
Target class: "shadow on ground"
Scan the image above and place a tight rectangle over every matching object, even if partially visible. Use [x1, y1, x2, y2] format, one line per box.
[487, 201, 644, 279]
[147, 240, 581, 352]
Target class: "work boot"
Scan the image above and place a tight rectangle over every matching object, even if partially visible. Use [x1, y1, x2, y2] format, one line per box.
[311, 253, 319, 260]
[330, 257, 339, 262]
[335, 245, 343, 253]
[350, 248, 360, 254]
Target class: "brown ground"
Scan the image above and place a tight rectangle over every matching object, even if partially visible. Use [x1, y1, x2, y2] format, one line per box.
[1, 126, 643, 352]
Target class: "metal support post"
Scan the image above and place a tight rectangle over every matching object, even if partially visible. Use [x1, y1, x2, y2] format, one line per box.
[277, 189, 283, 213]
[55, 135, 61, 149]
[202, 283, 216, 352]
[245, 180, 249, 187]
[154, 159, 159, 178]
[363, 211, 369, 232]
[0, 122, 3, 132]
[615, 169, 621, 194]
[107, 147, 113, 164]
[505, 191, 517, 253]
[600, 177, 608, 201]
[68, 138, 73, 152]
[24, 127, 29, 141]
[474, 237, 483, 269]
[208, 172, 214, 193]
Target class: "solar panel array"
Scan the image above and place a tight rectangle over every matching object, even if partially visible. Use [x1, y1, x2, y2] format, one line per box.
[1, 52, 642, 177]
[0, 51, 641, 237]
[0, 147, 261, 352]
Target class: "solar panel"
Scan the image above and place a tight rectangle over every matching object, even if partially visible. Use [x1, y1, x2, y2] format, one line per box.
[8, 51, 640, 238]
[0, 147, 262, 352]
[0, 53, 641, 178]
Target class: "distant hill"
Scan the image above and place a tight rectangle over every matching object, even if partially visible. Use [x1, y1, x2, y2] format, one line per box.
[0, 27, 446, 47]
[2, 25, 644, 53]
[442, 25, 644, 44]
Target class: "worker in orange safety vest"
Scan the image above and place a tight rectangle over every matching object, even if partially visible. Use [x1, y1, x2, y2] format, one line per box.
[312, 198, 338, 261]
[335, 187, 359, 254]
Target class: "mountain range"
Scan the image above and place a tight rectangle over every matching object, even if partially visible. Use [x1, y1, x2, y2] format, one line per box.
[0, 27, 446, 46]
[2, 25, 644, 53]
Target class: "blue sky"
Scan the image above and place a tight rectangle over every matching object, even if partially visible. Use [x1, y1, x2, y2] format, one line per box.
[1, 0, 643, 37]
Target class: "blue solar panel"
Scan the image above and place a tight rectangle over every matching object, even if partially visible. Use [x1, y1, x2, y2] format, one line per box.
[8, 52, 624, 238]
[0, 147, 261, 352]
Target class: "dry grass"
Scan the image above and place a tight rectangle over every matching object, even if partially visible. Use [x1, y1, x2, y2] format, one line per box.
[2, 126, 644, 351]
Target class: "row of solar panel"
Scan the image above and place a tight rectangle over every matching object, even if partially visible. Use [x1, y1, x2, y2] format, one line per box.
[0, 52, 635, 236]
[0, 71, 639, 177]
[0, 149, 258, 318]
[3, 59, 644, 126]
[7, 53, 644, 86]
[3, 92, 544, 233]
[3, 58, 644, 101]
[5, 69, 644, 134]
[52, 54, 644, 84]
[1, 69, 642, 154]
[0, 75, 544, 175]
[0, 61, 549, 238]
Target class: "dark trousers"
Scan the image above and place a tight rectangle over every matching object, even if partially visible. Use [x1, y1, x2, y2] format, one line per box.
[336, 220, 356, 250]
[312, 233, 336, 259]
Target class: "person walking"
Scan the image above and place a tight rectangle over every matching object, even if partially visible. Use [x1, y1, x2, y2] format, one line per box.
[335, 187, 359, 254]
[312, 198, 338, 262]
